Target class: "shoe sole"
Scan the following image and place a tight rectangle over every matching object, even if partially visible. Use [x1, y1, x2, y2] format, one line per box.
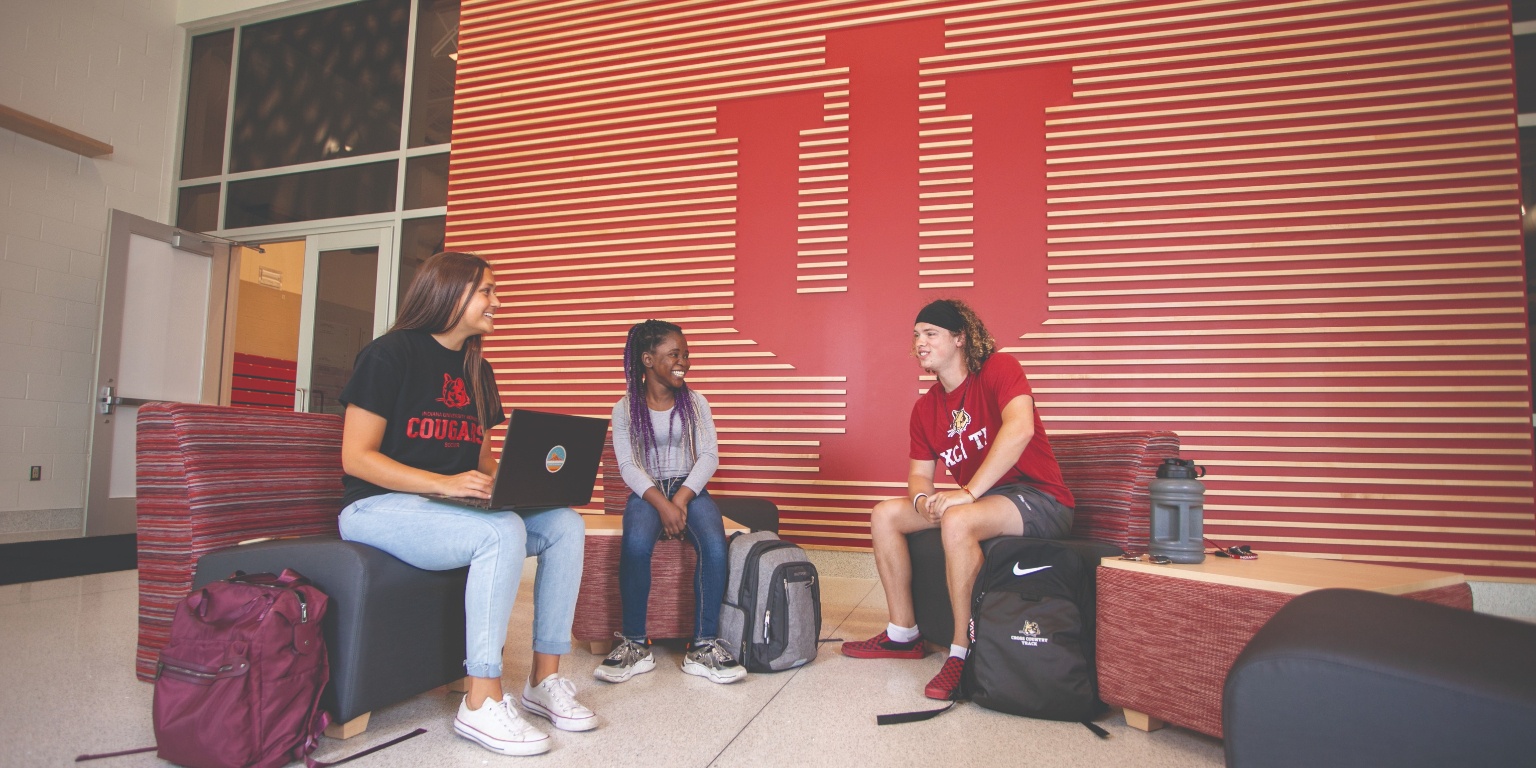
[592, 654, 656, 683]
[840, 645, 926, 660]
[924, 686, 957, 701]
[521, 696, 599, 732]
[454, 717, 551, 756]
[681, 658, 747, 684]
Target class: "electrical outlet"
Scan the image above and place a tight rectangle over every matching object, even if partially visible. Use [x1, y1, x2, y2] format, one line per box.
[29, 466, 41, 481]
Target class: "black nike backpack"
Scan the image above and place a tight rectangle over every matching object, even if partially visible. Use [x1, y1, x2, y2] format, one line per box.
[961, 538, 1105, 722]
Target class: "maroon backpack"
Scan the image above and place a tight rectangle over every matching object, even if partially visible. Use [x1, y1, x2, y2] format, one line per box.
[153, 569, 331, 768]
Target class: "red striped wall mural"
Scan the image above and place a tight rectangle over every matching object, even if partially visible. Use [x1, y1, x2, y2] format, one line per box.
[447, 0, 1536, 581]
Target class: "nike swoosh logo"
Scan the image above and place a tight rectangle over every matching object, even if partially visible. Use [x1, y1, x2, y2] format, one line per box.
[1013, 564, 1051, 577]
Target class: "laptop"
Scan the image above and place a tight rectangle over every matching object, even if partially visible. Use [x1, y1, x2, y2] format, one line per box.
[428, 409, 609, 511]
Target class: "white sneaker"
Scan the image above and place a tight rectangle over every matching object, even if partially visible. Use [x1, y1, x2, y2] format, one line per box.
[592, 636, 656, 683]
[682, 638, 748, 684]
[521, 673, 598, 732]
[454, 694, 550, 756]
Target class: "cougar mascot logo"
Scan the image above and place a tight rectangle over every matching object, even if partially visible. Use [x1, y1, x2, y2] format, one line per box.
[947, 407, 971, 438]
[437, 374, 471, 409]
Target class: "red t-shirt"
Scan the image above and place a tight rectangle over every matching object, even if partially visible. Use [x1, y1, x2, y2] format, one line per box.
[908, 352, 1074, 508]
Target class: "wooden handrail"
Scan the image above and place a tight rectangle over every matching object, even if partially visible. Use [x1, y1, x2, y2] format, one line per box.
[0, 103, 112, 157]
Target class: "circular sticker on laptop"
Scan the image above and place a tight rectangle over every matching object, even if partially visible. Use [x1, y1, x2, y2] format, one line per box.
[545, 446, 567, 473]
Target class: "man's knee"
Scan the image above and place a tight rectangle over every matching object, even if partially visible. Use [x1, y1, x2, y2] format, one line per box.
[870, 497, 911, 534]
[939, 505, 986, 547]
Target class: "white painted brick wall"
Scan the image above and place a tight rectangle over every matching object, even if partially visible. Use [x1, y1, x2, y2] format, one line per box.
[0, 0, 182, 539]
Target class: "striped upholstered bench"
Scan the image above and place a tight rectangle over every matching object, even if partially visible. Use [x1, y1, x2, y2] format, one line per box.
[135, 402, 345, 681]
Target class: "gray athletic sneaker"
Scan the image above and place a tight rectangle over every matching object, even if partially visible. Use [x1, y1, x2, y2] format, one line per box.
[592, 635, 655, 683]
[682, 638, 747, 684]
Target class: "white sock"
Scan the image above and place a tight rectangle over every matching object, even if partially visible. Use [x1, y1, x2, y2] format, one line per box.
[886, 623, 920, 644]
[949, 644, 969, 660]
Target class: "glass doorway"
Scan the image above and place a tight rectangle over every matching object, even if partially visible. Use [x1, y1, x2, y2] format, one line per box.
[229, 226, 395, 416]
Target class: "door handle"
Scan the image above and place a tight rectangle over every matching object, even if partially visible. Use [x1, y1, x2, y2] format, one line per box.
[98, 386, 158, 415]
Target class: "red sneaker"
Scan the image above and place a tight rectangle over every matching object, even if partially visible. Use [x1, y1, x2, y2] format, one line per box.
[924, 655, 966, 700]
[840, 630, 926, 659]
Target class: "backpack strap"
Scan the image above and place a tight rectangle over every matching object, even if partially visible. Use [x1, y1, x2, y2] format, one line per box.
[875, 701, 955, 725]
[306, 728, 427, 768]
[74, 746, 158, 761]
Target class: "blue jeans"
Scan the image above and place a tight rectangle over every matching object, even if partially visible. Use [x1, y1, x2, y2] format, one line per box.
[620, 479, 727, 642]
[338, 493, 584, 679]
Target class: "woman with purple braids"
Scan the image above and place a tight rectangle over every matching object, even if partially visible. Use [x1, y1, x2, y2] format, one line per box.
[593, 319, 746, 685]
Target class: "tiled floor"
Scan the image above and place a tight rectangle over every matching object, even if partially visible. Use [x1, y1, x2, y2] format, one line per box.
[0, 565, 1225, 767]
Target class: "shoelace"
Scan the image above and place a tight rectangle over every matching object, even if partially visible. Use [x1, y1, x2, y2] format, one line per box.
[539, 675, 588, 714]
[693, 639, 736, 666]
[489, 695, 537, 736]
[608, 639, 648, 666]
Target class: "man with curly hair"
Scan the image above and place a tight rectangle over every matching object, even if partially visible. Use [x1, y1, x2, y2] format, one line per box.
[841, 299, 1075, 701]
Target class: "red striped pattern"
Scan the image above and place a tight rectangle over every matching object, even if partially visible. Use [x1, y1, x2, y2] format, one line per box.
[450, 0, 1533, 579]
[134, 403, 344, 680]
[231, 353, 297, 411]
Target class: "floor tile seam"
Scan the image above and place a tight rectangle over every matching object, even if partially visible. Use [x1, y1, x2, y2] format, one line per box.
[704, 579, 880, 767]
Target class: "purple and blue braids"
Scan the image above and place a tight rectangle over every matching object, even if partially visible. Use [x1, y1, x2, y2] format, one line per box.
[623, 320, 700, 479]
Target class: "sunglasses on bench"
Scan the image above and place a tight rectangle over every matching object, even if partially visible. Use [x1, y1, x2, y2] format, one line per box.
[1211, 544, 1257, 560]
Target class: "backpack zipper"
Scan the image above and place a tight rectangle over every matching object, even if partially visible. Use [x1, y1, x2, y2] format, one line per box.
[158, 660, 241, 680]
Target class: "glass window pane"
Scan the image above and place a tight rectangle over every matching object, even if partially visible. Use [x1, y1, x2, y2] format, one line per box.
[398, 215, 445, 305]
[176, 184, 221, 232]
[225, 161, 399, 229]
[404, 152, 449, 209]
[229, 0, 410, 173]
[409, 0, 458, 148]
[309, 247, 378, 415]
[181, 30, 233, 180]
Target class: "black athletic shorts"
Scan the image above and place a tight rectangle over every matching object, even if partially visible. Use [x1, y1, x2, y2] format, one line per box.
[982, 481, 1074, 539]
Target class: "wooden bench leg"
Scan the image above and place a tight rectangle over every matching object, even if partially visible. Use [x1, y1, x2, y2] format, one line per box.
[589, 639, 613, 655]
[1123, 708, 1165, 732]
[324, 712, 370, 740]
[446, 677, 470, 693]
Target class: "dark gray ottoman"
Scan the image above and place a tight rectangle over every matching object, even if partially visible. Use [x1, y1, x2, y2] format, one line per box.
[1223, 588, 1536, 768]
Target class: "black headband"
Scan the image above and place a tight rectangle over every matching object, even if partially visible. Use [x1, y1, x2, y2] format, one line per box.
[915, 300, 965, 333]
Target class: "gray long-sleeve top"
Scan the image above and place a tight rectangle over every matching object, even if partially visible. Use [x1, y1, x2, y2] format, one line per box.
[610, 392, 719, 496]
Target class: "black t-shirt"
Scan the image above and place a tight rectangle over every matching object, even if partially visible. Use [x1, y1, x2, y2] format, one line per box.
[338, 329, 506, 507]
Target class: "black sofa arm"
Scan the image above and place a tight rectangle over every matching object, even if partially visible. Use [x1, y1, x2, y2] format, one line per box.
[1224, 588, 1536, 768]
[716, 496, 779, 533]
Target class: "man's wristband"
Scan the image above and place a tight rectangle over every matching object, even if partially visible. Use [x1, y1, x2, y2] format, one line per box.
[961, 485, 976, 499]
[912, 493, 928, 514]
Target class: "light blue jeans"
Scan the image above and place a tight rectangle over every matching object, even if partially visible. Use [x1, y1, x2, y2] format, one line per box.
[338, 493, 584, 679]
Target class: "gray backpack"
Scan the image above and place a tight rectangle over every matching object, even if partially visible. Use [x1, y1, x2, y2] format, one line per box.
[718, 531, 821, 672]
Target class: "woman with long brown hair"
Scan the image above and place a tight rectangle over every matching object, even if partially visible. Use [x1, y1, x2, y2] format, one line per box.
[337, 251, 596, 757]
